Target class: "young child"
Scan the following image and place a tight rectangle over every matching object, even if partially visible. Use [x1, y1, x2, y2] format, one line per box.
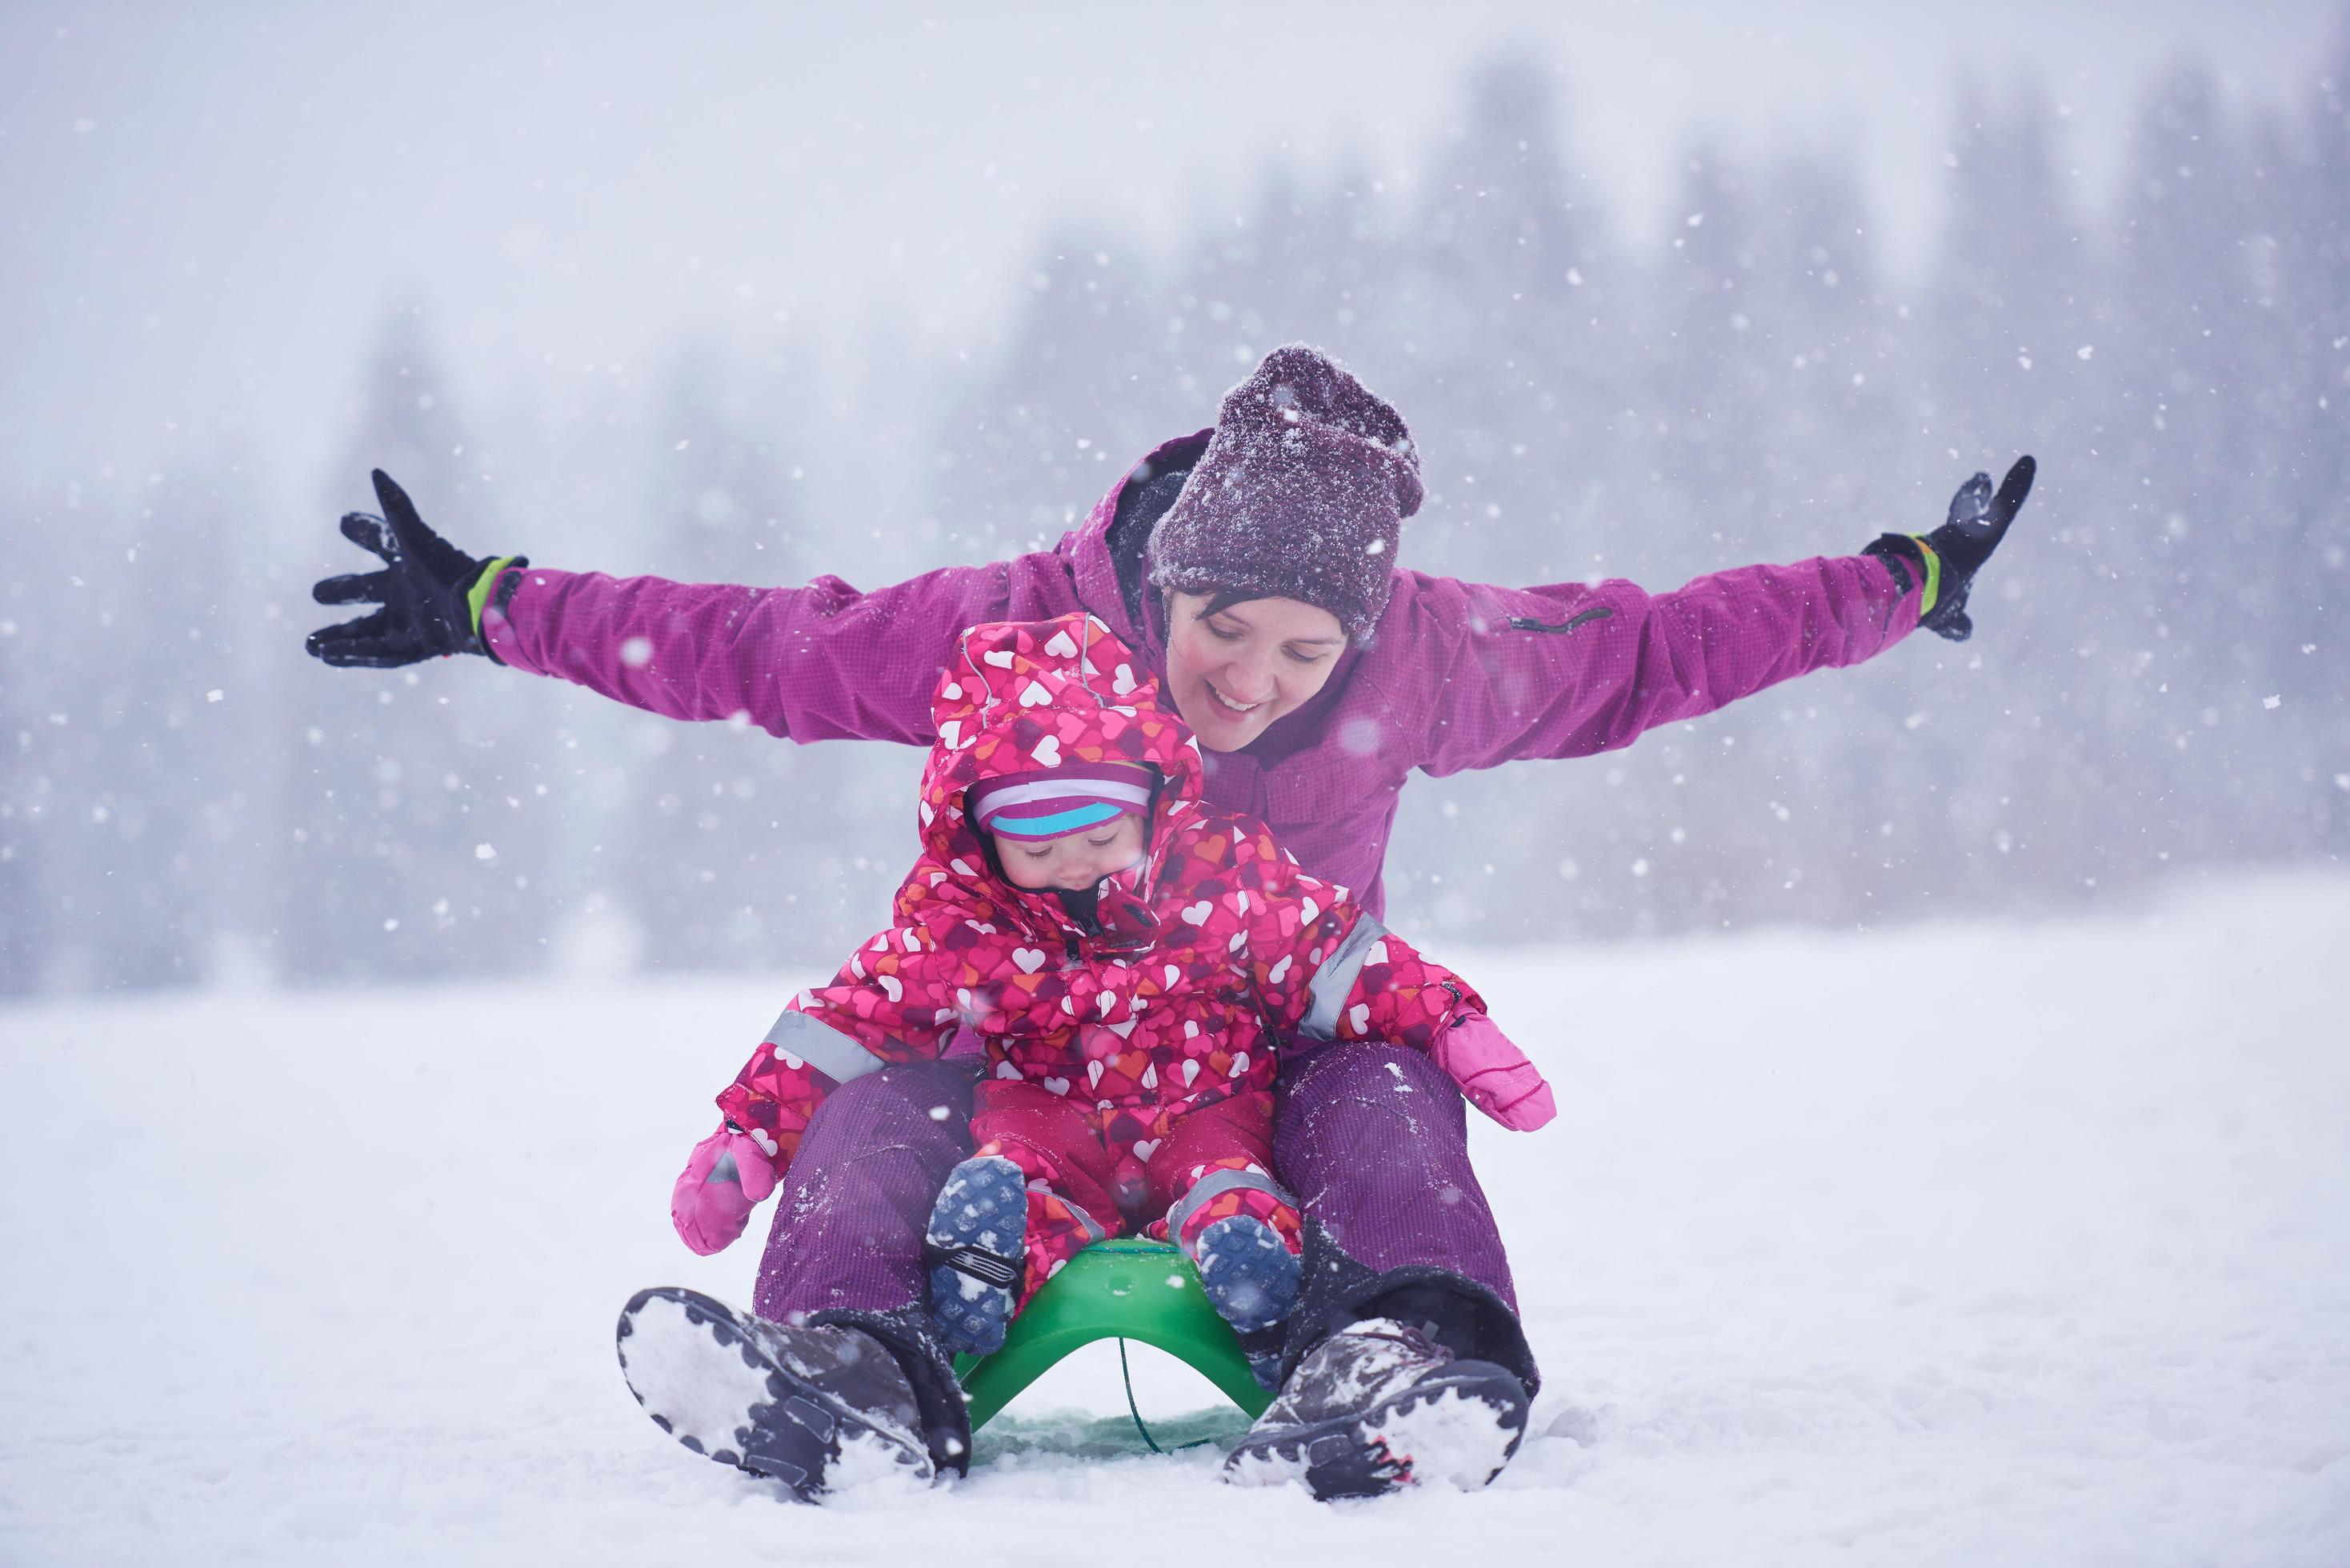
[668, 612, 1554, 1358]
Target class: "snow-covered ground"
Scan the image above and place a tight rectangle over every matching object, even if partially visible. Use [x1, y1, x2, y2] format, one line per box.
[3, 874, 2347, 1566]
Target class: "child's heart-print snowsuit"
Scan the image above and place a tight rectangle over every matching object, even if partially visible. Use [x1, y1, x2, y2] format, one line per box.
[713, 612, 1487, 1296]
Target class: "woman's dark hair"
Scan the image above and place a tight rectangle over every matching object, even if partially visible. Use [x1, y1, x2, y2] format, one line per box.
[1161, 586, 1353, 649]
[1194, 589, 1272, 620]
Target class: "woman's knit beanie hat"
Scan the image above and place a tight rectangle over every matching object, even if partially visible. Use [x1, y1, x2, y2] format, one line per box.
[1147, 344, 1423, 640]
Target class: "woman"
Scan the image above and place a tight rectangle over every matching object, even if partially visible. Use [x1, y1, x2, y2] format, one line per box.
[310, 345, 2032, 1501]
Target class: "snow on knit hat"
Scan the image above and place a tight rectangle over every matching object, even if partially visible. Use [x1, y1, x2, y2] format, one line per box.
[965, 762, 1156, 844]
[1147, 344, 1423, 640]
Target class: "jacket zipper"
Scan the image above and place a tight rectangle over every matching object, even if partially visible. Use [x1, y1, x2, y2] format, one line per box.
[1507, 606, 1614, 635]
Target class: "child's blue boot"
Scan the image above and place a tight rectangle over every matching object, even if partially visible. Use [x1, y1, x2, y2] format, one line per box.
[922, 1155, 1027, 1356]
[1192, 1214, 1303, 1336]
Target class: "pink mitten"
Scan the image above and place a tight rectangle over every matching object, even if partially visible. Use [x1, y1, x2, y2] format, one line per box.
[670, 1122, 783, 1256]
[1430, 1015, 1557, 1131]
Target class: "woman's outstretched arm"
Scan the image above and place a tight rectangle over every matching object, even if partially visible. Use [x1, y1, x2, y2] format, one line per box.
[1401, 459, 2034, 775]
[306, 469, 1076, 746]
[479, 560, 1027, 744]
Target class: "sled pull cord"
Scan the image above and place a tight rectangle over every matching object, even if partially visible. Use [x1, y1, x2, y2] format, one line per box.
[1117, 1338, 1221, 1456]
[1118, 1338, 1167, 1454]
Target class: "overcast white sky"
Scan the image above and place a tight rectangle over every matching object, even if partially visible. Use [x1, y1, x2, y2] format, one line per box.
[2, 0, 2340, 510]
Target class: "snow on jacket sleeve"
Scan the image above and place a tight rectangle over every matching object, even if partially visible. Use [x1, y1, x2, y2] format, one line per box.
[1401, 553, 1924, 777]
[712, 918, 973, 1166]
[1209, 820, 1484, 1051]
[477, 557, 1067, 745]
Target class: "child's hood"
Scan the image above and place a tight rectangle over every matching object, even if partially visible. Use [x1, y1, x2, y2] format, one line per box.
[914, 613, 1206, 902]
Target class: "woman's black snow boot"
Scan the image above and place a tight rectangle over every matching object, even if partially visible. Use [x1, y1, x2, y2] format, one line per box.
[1221, 1317, 1530, 1500]
[617, 1286, 935, 1502]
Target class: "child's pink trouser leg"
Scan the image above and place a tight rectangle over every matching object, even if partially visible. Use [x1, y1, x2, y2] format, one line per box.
[970, 1079, 1126, 1308]
[1143, 1090, 1305, 1257]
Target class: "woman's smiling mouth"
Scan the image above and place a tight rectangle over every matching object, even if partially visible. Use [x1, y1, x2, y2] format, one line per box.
[1204, 680, 1264, 714]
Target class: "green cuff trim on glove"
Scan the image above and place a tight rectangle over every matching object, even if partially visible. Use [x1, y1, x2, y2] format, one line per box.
[467, 555, 523, 638]
[1912, 538, 1942, 618]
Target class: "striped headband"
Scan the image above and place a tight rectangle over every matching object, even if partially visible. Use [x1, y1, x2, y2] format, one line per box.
[965, 763, 1155, 843]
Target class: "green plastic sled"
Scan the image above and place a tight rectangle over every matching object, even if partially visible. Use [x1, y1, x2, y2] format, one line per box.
[951, 1237, 1275, 1432]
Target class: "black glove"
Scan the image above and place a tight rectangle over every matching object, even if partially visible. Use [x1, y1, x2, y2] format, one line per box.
[306, 470, 526, 667]
[1864, 455, 2035, 642]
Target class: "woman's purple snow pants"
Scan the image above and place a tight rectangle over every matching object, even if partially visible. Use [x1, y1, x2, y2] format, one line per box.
[750, 1041, 1529, 1388]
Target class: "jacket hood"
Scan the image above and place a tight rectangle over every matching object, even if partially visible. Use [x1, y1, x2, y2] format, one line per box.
[906, 613, 1207, 939]
[1066, 429, 1210, 666]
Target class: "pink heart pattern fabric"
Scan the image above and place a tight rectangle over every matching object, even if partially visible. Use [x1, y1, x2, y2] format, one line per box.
[715, 614, 1496, 1171]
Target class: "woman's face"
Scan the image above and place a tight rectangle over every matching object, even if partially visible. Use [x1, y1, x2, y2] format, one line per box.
[1162, 593, 1347, 752]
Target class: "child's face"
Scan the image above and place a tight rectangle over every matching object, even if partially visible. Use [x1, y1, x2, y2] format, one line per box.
[992, 814, 1147, 892]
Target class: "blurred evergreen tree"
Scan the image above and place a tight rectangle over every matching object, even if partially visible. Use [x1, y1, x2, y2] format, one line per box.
[2107, 64, 2284, 866]
[278, 303, 556, 982]
[613, 342, 841, 971]
[0, 482, 57, 995]
[1387, 57, 1623, 589]
[2268, 17, 2350, 853]
[1908, 77, 2115, 906]
[927, 229, 1172, 562]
